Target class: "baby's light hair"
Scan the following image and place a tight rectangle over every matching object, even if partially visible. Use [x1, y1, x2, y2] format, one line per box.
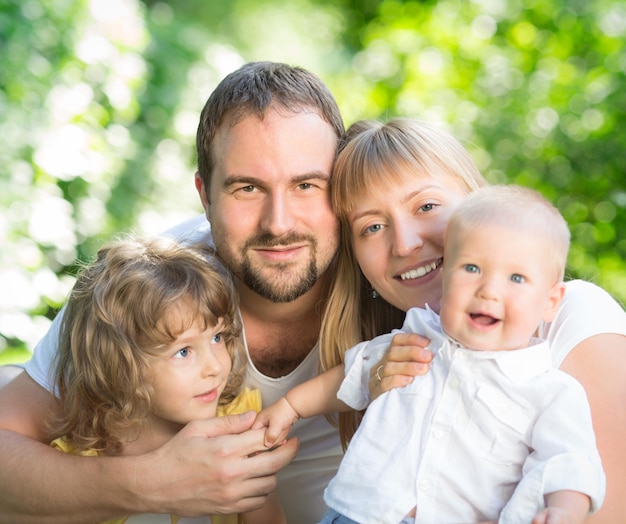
[446, 185, 570, 281]
[51, 236, 243, 455]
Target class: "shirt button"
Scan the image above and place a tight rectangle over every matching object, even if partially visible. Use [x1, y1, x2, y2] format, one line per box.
[432, 426, 447, 440]
[419, 479, 434, 493]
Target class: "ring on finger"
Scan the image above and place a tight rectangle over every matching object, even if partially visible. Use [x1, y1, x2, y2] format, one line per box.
[375, 364, 384, 382]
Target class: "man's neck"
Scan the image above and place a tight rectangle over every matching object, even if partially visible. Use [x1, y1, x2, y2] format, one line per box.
[238, 274, 330, 378]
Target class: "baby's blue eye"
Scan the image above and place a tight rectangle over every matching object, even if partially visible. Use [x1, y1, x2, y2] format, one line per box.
[464, 264, 479, 273]
[511, 274, 525, 284]
[212, 333, 222, 344]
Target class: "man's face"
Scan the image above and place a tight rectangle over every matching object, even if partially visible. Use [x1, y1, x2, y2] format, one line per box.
[197, 108, 339, 303]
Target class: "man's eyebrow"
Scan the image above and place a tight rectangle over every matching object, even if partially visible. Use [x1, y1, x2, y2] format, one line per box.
[222, 171, 330, 187]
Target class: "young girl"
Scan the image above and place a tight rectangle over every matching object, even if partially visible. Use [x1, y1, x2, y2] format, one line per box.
[49, 236, 285, 524]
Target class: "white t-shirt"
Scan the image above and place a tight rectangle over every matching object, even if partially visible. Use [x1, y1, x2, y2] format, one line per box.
[24, 215, 626, 523]
[330, 307, 606, 524]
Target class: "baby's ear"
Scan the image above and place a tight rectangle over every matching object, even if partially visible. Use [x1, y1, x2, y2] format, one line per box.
[542, 282, 566, 323]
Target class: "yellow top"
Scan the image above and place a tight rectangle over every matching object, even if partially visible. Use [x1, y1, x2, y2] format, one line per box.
[51, 388, 262, 524]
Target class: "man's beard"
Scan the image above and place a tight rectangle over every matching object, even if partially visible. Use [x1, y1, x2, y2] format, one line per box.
[216, 232, 328, 303]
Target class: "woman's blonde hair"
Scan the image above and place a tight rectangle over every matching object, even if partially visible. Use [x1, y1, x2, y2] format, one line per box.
[320, 117, 488, 448]
[50, 236, 243, 455]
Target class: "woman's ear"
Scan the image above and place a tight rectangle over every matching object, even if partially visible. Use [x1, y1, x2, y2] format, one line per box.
[542, 282, 566, 323]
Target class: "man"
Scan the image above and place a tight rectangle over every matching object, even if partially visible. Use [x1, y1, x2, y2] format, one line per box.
[0, 61, 345, 523]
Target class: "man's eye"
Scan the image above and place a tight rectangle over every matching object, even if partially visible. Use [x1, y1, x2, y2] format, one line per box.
[511, 274, 525, 284]
[464, 264, 479, 273]
[241, 185, 256, 192]
[298, 182, 313, 190]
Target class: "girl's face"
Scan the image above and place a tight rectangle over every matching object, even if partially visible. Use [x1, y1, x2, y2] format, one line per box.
[149, 307, 232, 432]
[348, 170, 468, 313]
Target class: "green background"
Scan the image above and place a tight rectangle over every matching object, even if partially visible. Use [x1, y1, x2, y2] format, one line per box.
[1, 0, 625, 364]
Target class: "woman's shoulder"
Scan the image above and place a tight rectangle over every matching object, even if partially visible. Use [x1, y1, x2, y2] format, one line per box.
[540, 279, 626, 367]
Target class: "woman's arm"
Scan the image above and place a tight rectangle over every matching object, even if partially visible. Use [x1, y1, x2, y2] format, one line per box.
[368, 332, 433, 401]
[0, 373, 298, 523]
[560, 333, 626, 523]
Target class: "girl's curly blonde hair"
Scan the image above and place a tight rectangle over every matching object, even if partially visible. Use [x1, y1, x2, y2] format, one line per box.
[50, 236, 243, 455]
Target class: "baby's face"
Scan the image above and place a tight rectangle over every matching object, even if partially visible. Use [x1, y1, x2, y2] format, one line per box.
[439, 223, 563, 351]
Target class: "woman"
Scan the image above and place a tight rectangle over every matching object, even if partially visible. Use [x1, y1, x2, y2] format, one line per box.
[320, 117, 626, 522]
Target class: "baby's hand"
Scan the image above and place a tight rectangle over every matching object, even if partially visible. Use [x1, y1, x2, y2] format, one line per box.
[252, 397, 300, 448]
[532, 507, 570, 524]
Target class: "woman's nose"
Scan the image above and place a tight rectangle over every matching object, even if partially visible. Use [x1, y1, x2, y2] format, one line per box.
[392, 221, 424, 257]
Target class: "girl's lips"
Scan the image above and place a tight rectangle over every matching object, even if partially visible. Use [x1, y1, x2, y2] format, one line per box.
[194, 389, 218, 403]
[398, 258, 443, 281]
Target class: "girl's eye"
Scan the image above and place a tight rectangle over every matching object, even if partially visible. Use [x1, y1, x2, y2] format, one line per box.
[174, 347, 190, 358]
[464, 264, 479, 273]
[212, 333, 223, 344]
[510, 274, 525, 284]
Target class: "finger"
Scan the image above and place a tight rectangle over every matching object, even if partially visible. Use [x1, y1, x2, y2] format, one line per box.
[385, 360, 431, 378]
[376, 375, 414, 396]
[389, 332, 430, 350]
[388, 345, 433, 365]
[245, 436, 299, 476]
[265, 422, 283, 447]
[187, 411, 256, 438]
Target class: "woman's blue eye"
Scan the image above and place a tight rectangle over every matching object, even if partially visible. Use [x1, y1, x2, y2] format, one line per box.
[212, 333, 222, 344]
[365, 223, 383, 234]
[464, 264, 479, 273]
[511, 274, 525, 284]
[420, 203, 436, 212]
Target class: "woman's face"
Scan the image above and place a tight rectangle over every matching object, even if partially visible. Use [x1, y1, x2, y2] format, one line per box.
[348, 170, 468, 313]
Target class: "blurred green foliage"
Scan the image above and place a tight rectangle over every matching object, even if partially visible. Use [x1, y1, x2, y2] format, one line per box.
[1, 0, 624, 363]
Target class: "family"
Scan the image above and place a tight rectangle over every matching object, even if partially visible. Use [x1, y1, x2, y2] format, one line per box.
[0, 61, 624, 524]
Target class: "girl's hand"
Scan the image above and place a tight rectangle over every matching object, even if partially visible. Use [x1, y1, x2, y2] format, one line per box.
[368, 332, 433, 401]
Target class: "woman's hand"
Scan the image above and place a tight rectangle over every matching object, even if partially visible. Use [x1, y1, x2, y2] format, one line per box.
[368, 332, 433, 401]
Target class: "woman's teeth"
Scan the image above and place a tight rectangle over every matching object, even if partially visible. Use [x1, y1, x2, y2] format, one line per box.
[400, 259, 441, 281]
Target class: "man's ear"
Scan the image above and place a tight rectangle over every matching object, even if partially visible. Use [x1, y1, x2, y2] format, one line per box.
[195, 172, 210, 213]
[542, 282, 566, 323]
